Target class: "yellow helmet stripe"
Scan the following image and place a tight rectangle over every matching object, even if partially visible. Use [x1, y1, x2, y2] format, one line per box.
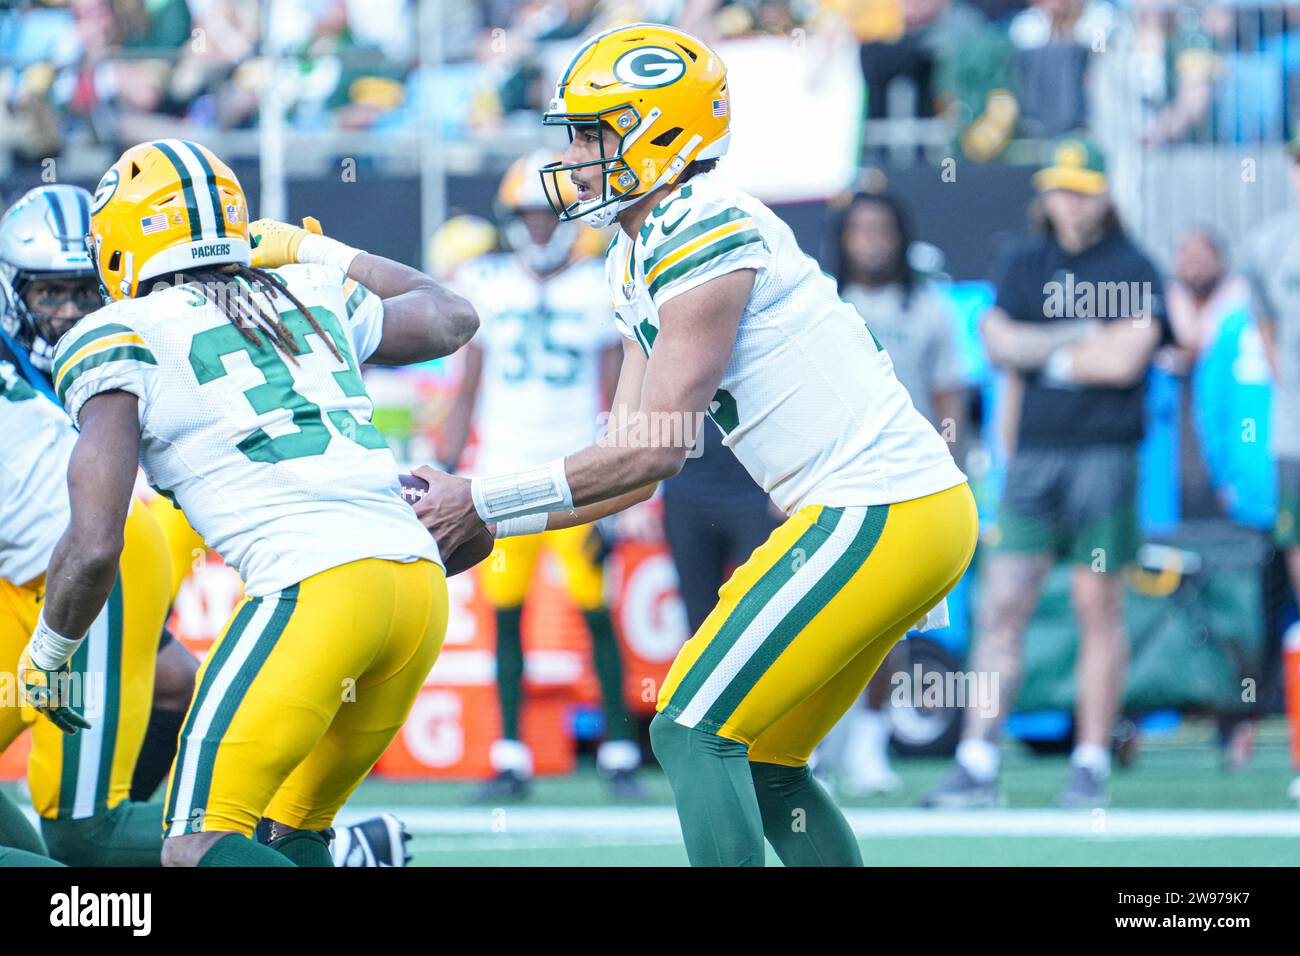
[54, 331, 148, 395]
[644, 219, 755, 287]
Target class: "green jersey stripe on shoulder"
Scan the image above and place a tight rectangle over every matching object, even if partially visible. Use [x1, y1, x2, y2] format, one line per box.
[644, 207, 751, 273]
[647, 229, 764, 299]
[57, 345, 157, 405]
[54, 322, 137, 372]
[344, 282, 368, 319]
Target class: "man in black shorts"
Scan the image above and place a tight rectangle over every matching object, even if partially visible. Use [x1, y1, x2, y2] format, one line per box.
[924, 134, 1170, 808]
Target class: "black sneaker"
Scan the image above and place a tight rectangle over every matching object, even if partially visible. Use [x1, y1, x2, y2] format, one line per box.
[1058, 764, 1108, 808]
[473, 769, 531, 803]
[606, 767, 648, 800]
[331, 813, 412, 867]
[920, 763, 1003, 808]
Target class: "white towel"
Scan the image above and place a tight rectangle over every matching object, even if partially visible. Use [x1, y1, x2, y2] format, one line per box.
[912, 597, 949, 632]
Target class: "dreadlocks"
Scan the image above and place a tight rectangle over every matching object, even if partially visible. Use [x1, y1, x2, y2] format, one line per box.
[179, 263, 343, 363]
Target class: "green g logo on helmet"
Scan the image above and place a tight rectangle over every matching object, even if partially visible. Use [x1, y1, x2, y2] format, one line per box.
[613, 46, 687, 88]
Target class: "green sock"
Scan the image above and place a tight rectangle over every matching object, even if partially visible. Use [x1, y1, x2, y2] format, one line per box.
[42, 801, 164, 867]
[649, 713, 765, 866]
[198, 833, 296, 867]
[495, 606, 525, 741]
[0, 788, 47, 857]
[0, 846, 63, 867]
[269, 829, 334, 867]
[750, 761, 863, 867]
[584, 609, 633, 741]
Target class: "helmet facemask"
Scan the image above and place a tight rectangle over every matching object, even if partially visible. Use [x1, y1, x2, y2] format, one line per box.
[540, 105, 662, 228]
[0, 265, 101, 373]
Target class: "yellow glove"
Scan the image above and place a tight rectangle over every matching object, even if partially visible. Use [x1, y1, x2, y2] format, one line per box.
[248, 216, 323, 268]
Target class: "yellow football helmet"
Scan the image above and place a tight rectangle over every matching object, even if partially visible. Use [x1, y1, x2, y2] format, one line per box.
[541, 22, 730, 228]
[498, 149, 581, 273]
[88, 139, 251, 300]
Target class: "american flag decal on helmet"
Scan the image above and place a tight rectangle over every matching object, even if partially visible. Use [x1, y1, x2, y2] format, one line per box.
[140, 213, 168, 235]
[712, 98, 728, 117]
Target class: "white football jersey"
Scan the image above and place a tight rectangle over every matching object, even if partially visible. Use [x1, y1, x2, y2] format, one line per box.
[52, 264, 440, 597]
[453, 252, 618, 475]
[0, 361, 74, 586]
[606, 172, 966, 514]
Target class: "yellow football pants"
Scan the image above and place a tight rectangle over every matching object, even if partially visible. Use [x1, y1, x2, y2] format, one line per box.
[481, 525, 606, 611]
[657, 483, 978, 766]
[163, 557, 448, 837]
[0, 501, 171, 819]
[145, 495, 206, 603]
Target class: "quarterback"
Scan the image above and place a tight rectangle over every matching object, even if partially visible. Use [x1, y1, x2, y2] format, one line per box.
[419, 23, 978, 866]
[24, 139, 477, 866]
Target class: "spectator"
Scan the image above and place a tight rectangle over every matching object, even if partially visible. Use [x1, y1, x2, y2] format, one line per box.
[1240, 135, 1300, 797]
[924, 133, 1170, 809]
[857, 0, 988, 120]
[1008, 0, 1113, 138]
[818, 190, 968, 794]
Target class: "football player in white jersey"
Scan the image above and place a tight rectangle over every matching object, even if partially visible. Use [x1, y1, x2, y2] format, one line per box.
[441, 152, 643, 800]
[22, 139, 477, 867]
[417, 23, 978, 866]
[0, 185, 179, 866]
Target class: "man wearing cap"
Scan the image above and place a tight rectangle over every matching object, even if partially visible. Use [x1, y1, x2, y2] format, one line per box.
[925, 133, 1171, 809]
[1239, 136, 1300, 802]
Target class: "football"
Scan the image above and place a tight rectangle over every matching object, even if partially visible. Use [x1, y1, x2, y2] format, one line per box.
[398, 473, 494, 576]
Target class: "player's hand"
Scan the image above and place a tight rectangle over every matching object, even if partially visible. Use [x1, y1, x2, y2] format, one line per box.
[17, 646, 90, 735]
[410, 465, 488, 558]
[248, 216, 323, 268]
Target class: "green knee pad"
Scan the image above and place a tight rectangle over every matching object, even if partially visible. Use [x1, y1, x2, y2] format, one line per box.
[41, 801, 165, 867]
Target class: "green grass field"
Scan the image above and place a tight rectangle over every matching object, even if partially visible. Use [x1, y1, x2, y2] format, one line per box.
[5, 717, 1296, 866]
[336, 717, 1300, 866]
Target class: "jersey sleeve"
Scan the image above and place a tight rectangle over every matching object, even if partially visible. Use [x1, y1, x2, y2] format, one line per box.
[340, 276, 385, 363]
[641, 198, 770, 309]
[52, 311, 157, 427]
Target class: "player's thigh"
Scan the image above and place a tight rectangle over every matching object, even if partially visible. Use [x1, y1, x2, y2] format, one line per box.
[0, 579, 39, 754]
[264, 560, 449, 831]
[164, 560, 398, 837]
[28, 504, 170, 820]
[480, 534, 543, 609]
[548, 525, 606, 611]
[660, 484, 977, 748]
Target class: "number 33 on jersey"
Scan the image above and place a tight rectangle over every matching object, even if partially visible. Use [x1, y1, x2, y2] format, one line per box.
[51, 262, 439, 597]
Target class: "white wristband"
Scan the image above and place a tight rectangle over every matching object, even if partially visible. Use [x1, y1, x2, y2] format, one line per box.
[495, 513, 549, 539]
[30, 611, 85, 671]
[471, 458, 574, 523]
[297, 233, 363, 273]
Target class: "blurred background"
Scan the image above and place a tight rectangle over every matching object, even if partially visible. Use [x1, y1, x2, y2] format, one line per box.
[3, 0, 1300, 865]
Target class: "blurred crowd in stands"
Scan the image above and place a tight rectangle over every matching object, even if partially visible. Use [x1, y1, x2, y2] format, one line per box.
[4, 0, 1300, 160]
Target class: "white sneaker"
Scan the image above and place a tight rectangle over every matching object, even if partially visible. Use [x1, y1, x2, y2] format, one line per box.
[840, 709, 902, 795]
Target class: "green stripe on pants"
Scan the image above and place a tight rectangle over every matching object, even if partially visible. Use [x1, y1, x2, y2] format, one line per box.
[663, 510, 842, 719]
[165, 596, 262, 828]
[701, 506, 889, 730]
[182, 585, 298, 833]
